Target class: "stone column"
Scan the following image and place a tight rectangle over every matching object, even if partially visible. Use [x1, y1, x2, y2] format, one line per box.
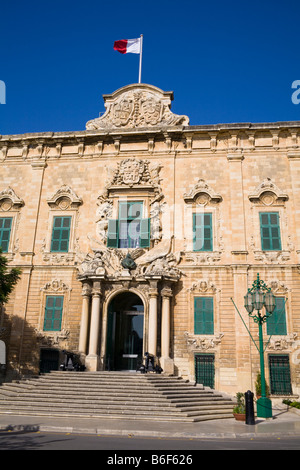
[148, 283, 158, 357]
[78, 283, 91, 355]
[86, 281, 102, 371]
[160, 285, 174, 375]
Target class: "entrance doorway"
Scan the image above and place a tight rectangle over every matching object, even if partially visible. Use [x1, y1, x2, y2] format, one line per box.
[195, 354, 215, 388]
[40, 348, 60, 374]
[106, 292, 144, 371]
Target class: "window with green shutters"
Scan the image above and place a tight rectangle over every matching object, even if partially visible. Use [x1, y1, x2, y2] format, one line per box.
[50, 216, 71, 252]
[0, 217, 13, 253]
[193, 213, 213, 251]
[43, 295, 64, 331]
[267, 297, 287, 336]
[107, 201, 150, 248]
[194, 297, 214, 335]
[259, 212, 282, 251]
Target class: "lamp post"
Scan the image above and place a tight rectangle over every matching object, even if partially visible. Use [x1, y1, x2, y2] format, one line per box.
[244, 273, 276, 419]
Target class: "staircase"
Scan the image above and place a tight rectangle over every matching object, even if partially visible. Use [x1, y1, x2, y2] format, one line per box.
[0, 372, 235, 422]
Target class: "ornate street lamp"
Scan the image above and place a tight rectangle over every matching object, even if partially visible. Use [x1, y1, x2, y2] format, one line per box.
[244, 273, 275, 418]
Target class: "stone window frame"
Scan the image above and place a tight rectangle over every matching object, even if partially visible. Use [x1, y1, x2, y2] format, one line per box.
[43, 209, 77, 256]
[0, 187, 24, 260]
[186, 279, 222, 341]
[248, 178, 291, 259]
[38, 279, 72, 334]
[43, 185, 82, 260]
[184, 203, 222, 254]
[183, 179, 223, 256]
[96, 158, 165, 247]
[249, 202, 290, 258]
[263, 279, 297, 353]
[110, 194, 150, 249]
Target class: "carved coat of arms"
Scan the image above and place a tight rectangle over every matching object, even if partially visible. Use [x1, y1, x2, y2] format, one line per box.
[120, 159, 144, 186]
[113, 98, 134, 127]
[140, 98, 162, 125]
[85, 84, 189, 130]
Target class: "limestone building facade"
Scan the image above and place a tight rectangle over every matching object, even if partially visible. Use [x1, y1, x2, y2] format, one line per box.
[1, 83, 300, 400]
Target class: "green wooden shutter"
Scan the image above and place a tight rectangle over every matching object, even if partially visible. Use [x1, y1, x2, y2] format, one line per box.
[117, 202, 145, 248]
[267, 297, 287, 335]
[140, 218, 150, 248]
[260, 212, 282, 251]
[194, 297, 214, 334]
[0, 217, 13, 252]
[51, 216, 71, 252]
[44, 295, 63, 331]
[193, 213, 212, 251]
[107, 219, 119, 248]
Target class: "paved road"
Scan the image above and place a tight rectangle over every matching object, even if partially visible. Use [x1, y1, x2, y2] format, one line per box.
[1, 430, 300, 451]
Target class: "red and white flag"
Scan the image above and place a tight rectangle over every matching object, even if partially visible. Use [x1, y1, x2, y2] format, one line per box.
[114, 37, 141, 54]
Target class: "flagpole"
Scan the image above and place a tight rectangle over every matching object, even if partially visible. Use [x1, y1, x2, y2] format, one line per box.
[138, 34, 143, 83]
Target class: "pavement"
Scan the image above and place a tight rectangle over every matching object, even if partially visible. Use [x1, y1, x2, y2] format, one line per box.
[1, 407, 300, 439]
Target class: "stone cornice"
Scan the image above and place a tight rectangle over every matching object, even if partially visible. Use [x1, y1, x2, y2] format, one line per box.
[1, 120, 300, 144]
[1, 121, 299, 162]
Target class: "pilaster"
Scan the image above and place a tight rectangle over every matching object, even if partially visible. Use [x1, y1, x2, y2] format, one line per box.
[232, 265, 252, 391]
[227, 153, 247, 256]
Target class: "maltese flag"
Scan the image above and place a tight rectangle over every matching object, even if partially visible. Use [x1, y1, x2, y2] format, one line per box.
[114, 37, 141, 54]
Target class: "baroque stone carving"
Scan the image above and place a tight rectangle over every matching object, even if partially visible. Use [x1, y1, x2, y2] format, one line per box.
[142, 255, 181, 279]
[96, 200, 113, 241]
[41, 279, 71, 293]
[184, 251, 223, 265]
[47, 184, 83, 209]
[267, 279, 289, 294]
[253, 250, 291, 263]
[35, 328, 70, 346]
[108, 158, 162, 191]
[248, 178, 288, 205]
[184, 331, 224, 351]
[78, 238, 182, 281]
[188, 279, 218, 293]
[266, 333, 298, 351]
[183, 179, 222, 205]
[96, 158, 164, 243]
[86, 84, 189, 130]
[0, 187, 24, 211]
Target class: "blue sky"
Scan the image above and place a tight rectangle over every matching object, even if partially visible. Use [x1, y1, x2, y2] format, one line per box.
[1, 0, 300, 135]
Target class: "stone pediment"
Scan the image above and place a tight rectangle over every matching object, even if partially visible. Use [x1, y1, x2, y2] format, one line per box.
[248, 178, 288, 205]
[86, 84, 189, 130]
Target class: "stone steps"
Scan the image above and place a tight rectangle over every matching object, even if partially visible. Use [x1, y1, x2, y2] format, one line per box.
[0, 371, 235, 422]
